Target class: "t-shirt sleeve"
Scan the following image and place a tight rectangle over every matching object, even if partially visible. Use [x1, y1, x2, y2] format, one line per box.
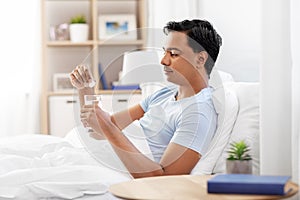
[140, 96, 149, 112]
[140, 86, 175, 112]
[170, 102, 217, 156]
[140, 92, 155, 112]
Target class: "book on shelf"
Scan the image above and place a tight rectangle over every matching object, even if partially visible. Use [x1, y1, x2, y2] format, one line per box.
[207, 174, 291, 195]
[111, 84, 140, 90]
[98, 63, 108, 90]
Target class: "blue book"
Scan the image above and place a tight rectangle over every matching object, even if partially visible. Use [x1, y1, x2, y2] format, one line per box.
[112, 84, 140, 90]
[98, 63, 108, 90]
[207, 174, 291, 195]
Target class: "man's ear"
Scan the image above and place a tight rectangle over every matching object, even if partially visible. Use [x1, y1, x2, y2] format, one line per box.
[197, 51, 208, 66]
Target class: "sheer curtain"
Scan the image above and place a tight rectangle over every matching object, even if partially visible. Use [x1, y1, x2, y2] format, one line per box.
[148, 0, 198, 29]
[260, 0, 292, 176]
[0, 0, 41, 137]
[147, 0, 199, 49]
[291, 0, 300, 185]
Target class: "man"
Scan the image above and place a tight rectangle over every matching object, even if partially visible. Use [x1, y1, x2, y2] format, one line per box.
[70, 19, 222, 178]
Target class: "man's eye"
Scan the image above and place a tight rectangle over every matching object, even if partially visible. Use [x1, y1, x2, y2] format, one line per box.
[170, 51, 179, 57]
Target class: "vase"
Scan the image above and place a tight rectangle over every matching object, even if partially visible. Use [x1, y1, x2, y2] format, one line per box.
[226, 160, 252, 174]
[69, 24, 89, 42]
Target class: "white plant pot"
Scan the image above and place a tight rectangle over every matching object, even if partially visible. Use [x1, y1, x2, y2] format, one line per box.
[69, 24, 89, 42]
[226, 160, 252, 174]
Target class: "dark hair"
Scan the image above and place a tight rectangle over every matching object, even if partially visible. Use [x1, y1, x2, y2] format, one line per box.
[163, 19, 222, 76]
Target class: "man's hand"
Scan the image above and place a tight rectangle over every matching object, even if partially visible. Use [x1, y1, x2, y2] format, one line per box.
[69, 65, 95, 90]
[80, 103, 101, 131]
[89, 131, 106, 140]
[80, 102, 112, 134]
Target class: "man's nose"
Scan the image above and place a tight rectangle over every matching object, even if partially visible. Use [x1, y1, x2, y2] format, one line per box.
[160, 53, 170, 66]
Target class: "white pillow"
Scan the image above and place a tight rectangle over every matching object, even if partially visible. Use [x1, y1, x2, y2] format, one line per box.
[209, 69, 234, 89]
[213, 82, 260, 174]
[191, 84, 239, 175]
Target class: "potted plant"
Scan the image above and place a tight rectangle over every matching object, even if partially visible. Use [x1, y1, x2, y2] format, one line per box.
[69, 14, 89, 42]
[226, 140, 252, 174]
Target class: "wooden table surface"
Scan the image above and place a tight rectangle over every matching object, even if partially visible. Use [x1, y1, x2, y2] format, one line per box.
[109, 175, 299, 200]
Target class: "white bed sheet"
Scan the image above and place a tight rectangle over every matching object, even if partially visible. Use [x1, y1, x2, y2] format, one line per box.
[0, 124, 151, 200]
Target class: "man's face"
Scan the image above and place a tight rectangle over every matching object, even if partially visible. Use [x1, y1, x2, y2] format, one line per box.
[161, 31, 201, 86]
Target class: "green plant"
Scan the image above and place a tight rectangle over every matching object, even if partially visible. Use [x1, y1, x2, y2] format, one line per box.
[227, 140, 252, 161]
[70, 15, 87, 24]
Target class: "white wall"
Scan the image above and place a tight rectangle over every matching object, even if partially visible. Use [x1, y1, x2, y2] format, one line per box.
[199, 0, 261, 82]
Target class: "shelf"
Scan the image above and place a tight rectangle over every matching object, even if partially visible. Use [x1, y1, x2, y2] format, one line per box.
[46, 0, 90, 1]
[97, 0, 142, 1]
[48, 91, 77, 96]
[47, 40, 95, 47]
[96, 89, 141, 94]
[46, 40, 145, 47]
[47, 89, 141, 96]
[98, 39, 144, 46]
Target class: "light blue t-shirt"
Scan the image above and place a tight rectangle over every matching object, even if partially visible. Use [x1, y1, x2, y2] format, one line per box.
[139, 85, 217, 162]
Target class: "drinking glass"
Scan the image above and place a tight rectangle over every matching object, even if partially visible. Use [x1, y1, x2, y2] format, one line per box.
[84, 95, 102, 132]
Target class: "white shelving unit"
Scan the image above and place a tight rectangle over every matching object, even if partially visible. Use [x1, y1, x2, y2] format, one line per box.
[41, 0, 146, 134]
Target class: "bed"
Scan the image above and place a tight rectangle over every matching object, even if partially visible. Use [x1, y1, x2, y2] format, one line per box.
[0, 70, 260, 199]
[0, 117, 159, 200]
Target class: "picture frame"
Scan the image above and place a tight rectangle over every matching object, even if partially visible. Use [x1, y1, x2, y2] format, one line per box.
[49, 23, 69, 41]
[53, 73, 74, 92]
[98, 14, 137, 40]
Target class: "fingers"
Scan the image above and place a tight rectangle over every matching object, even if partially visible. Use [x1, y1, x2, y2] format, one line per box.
[81, 119, 89, 127]
[69, 73, 82, 88]
[69, 67, 84, 89]
[80, 105, 94, 127]
[80, 107, 94, 119]
[74, 66, 85, 83]
[79, 65, 91, 83]
[69, 65, 95, 89]
[83, 66, 92, 83]
[81, 104, 112, 134]
[80, 113, 89, 127]
[78, 65, 93, 82]
[80, 104, 98, 119]
[80, 104, 103, 129]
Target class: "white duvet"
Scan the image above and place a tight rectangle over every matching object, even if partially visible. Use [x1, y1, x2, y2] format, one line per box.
[0, 123, 152, 199]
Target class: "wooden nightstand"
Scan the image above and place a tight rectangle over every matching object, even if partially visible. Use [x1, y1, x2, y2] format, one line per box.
[109, 175, 298, 200]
